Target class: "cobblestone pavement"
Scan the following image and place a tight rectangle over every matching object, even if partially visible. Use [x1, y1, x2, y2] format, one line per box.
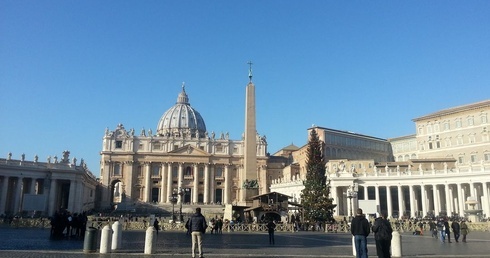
[1, 226, 490, 257]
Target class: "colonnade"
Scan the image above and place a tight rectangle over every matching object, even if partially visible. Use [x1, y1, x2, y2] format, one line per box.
[125, 162, 239, 205]
[0, 176, 83, 217]
[333, 180, 490, 219]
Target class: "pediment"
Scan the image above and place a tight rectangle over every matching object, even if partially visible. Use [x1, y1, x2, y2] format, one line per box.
[168, 144, 211, 156]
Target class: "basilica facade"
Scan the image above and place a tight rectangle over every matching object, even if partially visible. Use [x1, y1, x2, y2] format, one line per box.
[99, 83, 272, 209]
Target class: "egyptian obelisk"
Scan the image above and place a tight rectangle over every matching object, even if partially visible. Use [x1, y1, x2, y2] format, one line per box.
[241, 61, 258, 203]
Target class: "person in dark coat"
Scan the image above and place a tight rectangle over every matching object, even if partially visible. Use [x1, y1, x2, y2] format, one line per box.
[451, 220, 460, 242]
[266, 219, 276, 245]
[444, 219, 452, 243]
[187, 207, 207, 258]
[372, 210, 393, 258]
[351, 208, 371, 258]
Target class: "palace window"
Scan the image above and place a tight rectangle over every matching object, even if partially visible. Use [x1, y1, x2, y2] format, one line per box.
[457, 136, 463, 145]
[152, 165, 160, 177]
[427, 125, 433, 134]
[216, 167, 223, 177]
[172, 166, 178, 177]
[199, 167, 204, 177]
[444, 122, 450, 131]
[113, 163, 121, 176]
[216, 144, 223, 152]
[115, 141, 122, 149]
[471, 154, 477, 163]
[458, 156, 464, 164]
[455, 118, 462, 128]
[468, 116, 474, 126]
[153, 143, 161, 150]
[484, 153, 490, 161]
[185, 166, 193, 176]
[469, 134, 476, 143]
[481, 113, 488, 124]
[138, 144, 144, 150]
[137, 165, 143, 177]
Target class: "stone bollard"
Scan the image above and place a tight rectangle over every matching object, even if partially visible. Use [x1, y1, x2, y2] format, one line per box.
[83, 227, 98, 253]
[100, 225, 112, 254]
[352, 235, 356, 257]
[111, 221, 122, 251]
[391, 231, 402, 257]
[144, 226, 157, 254]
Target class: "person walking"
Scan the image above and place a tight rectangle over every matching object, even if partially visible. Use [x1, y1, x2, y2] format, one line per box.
[188, 207, 207, 258]
[451, 220, 460, 242]
[372, 210, 393, 258]
[460, 220, 469, 243]
[436, 218, 445, 243]
[444, 219, 452, 243]
[153, 218, 160, 235]
[351, 208, 371, 258]
[266, 219, 276, 245]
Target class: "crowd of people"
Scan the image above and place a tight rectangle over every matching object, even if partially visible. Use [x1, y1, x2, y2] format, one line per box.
[49, 209, 88, 239]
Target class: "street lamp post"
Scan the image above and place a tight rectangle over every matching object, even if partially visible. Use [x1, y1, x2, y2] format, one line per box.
[177, 187, 190, 222]
[169, 193, 178, 222]
[346, 184, 358, 220]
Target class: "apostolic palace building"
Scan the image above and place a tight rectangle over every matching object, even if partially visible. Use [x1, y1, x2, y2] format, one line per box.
[1, 69, 489, 222]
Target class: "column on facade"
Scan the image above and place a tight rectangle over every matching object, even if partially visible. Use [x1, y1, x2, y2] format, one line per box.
[364, 186, 368, 201]
[420, 184, 427, 217]
[178, 163, 184, 204]
[444, 184, 451, 215]
[193, 164, 199, 203]
[13, 177, 24, 213]
[74, 180, 83, 213]
[482, 182, 489, 218]
[409, 185, 416, 218]
[397, 185, 403, 217]
[203, 164, 210, 204]
[160, 163, 167, 204]
[456, 183, 463, 215]
[30, 178, 37, 194]
[224, 165, 230, 204]
[0, 177, 9, 215]
[433, 184, 440, 215]
[144, 163, 151, 202]
[48, 178, 58, 216]
[374, 185, 380, 215]
[449, 184, 456, 215]
[67, 180, 76, 212]
[124, 161, 134, 202]
[210, 165, 215, 203]
[386, 186, 393, 218]
[166, 163, 173, 203]
[469, 182, 476, 199]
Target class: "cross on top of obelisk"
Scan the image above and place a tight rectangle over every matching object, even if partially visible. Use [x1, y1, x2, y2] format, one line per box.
[247, 61, 253, 82]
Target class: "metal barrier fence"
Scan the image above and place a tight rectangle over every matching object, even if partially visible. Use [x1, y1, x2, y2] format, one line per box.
[2, 218, 489, 232]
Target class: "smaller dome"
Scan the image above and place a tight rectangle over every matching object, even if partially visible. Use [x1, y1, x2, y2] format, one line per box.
[156, 84, 207, 138]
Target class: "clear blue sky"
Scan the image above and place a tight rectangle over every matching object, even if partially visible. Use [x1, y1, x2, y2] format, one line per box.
[1, 1, 489, 176]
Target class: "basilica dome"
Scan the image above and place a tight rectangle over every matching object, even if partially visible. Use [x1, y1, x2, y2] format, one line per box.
[156, 84, 207, 138]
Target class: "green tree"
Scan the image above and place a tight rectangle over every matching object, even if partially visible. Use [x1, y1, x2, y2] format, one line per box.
[300, 128, 336, 224]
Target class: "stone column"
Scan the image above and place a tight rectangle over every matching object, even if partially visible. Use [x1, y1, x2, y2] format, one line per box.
[30, 178, 37, 194]
[409, 185, 415, 218]
[482, 182, 489, 218]
[178, 163, 184, 204]
[166, 163, 173, 203]
[210, 165, 215, 203]
[469, 182, 476, 199]
[0, 177, 9, 215]
[144, 163, 151, 202]
[67, 180, 76, 212]
[375, 185, 380, 214]
[456, 183, 463, 215]
[13, 177, 24, 213]
[48, 178, 58, 216]
[193, 164, 199, 203]
[204, 164, 210, 204]
[421, 184, 427, 217]
[444, 184, 451, 214]
[124, 161, 134, 202]
[433, 184, 440, 215]
[397, 185, 403, 218]
[160, 163, 166, 203]
[224, 165, 230, 204]
[386, 186, 393, 218]
[363, 186, 368, 201]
